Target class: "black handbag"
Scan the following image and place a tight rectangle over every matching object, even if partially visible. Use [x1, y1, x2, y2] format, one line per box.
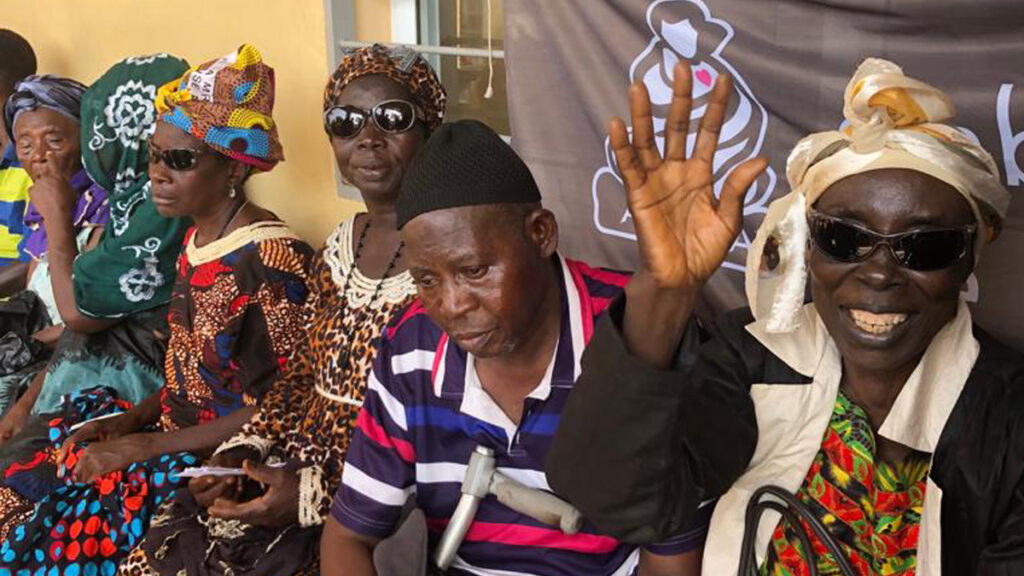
[739, 485, 857, 576]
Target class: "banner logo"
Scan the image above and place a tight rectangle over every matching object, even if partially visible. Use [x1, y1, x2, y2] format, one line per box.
[591, 0, 777, 271]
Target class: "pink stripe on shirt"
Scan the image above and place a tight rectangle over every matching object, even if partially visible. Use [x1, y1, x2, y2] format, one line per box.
[357, 409, 416, 463]
[426, 518, 621, 554]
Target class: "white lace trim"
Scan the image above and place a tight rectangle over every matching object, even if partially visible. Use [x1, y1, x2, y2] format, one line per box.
[214, 434, 274, 460]
[186, 221, 300, 265]
[322, 215, 416, 309]
[298, 465, 327, 527]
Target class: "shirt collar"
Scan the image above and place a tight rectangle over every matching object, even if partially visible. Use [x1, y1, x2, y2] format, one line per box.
[746, 297, 978, 453]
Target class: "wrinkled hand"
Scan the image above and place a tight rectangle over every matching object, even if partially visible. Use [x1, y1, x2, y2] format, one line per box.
[0, 402, 29, 444]
[70, 432, 154, 483]
[28, 152, 78, 224]
[208, 460, 301, 528]
[56, 412, 137, 467]
[189, 446, 260, 509]
[611, 61, 768, 291]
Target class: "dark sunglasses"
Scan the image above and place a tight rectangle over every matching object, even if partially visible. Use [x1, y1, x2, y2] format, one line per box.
[323, 100, 421, 139]
[147, 142, 215, 171]
[808, 209, 976, 271]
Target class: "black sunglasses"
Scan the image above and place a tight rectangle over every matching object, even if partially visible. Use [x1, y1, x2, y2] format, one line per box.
[147, 141, 215, 171]
[807, 209, 976, 271]
[323, 100, 421, 139]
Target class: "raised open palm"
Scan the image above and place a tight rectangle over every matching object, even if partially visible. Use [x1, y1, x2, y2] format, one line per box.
[611, 61, 768, 290]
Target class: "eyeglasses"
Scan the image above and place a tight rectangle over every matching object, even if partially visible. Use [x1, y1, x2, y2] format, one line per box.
[147, 142, 215, 171]
[323, 100, 421, 139]
[807, 209, 976, 271]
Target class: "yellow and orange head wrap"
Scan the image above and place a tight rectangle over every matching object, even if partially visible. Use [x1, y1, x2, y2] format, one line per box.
[155, 44, 283, 171]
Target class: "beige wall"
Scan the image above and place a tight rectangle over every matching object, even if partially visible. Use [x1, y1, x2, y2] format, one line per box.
[0, 0, 366, 247]
[355, 0, 393, 42]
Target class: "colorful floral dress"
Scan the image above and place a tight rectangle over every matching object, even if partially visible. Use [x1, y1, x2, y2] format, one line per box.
[0, 221, 312, 574]
[761, 390, 930, 576]
[123, 215, 417, 576]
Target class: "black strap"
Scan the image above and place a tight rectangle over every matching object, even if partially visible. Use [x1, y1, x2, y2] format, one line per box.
[739, 485, 857, 576]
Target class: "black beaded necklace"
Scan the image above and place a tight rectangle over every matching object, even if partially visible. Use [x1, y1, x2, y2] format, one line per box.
[338, 215, 405, 370]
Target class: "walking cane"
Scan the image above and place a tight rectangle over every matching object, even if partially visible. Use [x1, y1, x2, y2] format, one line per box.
[432, 445, 584, 573]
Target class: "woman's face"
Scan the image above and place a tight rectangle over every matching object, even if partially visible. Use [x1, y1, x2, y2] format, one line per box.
[13, 107, 81, 181]
[328, 75, 426, 205]
[810, 168, 976, 377]
[148, 120, 234, 218]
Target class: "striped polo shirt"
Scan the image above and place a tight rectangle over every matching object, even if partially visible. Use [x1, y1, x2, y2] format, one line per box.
[332, 255, 710, 575]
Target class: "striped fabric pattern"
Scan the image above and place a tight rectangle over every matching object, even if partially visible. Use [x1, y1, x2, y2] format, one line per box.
[332, 255, 710, 575]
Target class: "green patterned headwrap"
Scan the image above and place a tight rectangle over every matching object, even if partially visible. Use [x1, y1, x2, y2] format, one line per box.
[73, 53, 192, 317]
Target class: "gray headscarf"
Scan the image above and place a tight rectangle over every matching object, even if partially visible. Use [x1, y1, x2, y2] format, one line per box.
[4, 74, 87, 141]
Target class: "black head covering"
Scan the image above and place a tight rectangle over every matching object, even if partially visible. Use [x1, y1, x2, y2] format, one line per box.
[397, 119, 541, 228]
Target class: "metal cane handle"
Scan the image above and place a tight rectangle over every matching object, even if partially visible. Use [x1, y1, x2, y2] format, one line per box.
[490, 471, 583, 534]
[433, 493, 480, 571]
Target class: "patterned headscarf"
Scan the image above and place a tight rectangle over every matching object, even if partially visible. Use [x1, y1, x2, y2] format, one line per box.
[72, 53, 192, 318]
[746, 58, 1010, 334]
[155, 44, 283, 171]
[324, 44, 447, 132]
[4, 74, 87, 141]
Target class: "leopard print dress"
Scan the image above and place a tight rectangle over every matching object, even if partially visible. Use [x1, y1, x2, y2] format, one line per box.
[121, 215, 418, 575]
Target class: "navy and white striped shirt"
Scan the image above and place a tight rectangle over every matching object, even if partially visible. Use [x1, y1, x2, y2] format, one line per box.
[332, 255, 710, 575]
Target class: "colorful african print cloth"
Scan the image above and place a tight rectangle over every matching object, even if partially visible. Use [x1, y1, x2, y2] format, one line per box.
[0, 387, 196, 576]
[0, 219, 312, 573]
[130, 215, 418, 576]
[73, 53, 192, 318]
[20, 169, 109, 261]
[159, 221, 311, 430]
[761, 390, 930, 576]
[155, 44, 283, 171]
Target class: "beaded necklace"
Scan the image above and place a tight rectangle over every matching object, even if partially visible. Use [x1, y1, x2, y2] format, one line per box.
[338, 215, 405, 370]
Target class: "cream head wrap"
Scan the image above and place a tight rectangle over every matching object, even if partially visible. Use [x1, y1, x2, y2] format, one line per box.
[745, 58, 1010, 333]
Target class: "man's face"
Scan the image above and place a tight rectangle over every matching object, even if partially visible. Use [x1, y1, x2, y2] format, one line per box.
[403, 204, 558, 358]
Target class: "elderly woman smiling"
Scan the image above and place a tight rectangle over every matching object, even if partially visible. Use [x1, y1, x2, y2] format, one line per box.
[546, 59, 1019, 575]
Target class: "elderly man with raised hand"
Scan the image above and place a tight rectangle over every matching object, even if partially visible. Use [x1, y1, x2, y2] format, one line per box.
[321, 119, 710, 576]
[547, 58, 1024, 575]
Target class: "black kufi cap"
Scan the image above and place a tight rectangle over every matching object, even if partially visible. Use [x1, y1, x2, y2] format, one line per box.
[397, 119, 541, 228]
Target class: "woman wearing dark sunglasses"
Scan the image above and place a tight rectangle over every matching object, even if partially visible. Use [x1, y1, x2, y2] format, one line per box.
[0, 46, 315, 575]
[120, 44, 446, 576]
[546, 58, 1022, 575]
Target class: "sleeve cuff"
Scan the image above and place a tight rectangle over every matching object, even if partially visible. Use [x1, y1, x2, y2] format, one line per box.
[299, 465, 329, 527]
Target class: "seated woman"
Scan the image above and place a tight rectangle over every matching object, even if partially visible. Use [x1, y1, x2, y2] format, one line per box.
[121, 43, 445, 576]
[0, 54, 194, 532]
[546, 59, 1021, 574]
[0, 75, 109, 417]
[0, 44, 313, 573]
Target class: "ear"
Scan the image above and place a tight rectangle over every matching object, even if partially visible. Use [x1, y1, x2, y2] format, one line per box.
[226, 160, 252, 190]
[525, 208, 559, 259]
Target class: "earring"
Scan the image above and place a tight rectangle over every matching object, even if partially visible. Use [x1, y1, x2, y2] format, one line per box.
[229, 185, 237, 199]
